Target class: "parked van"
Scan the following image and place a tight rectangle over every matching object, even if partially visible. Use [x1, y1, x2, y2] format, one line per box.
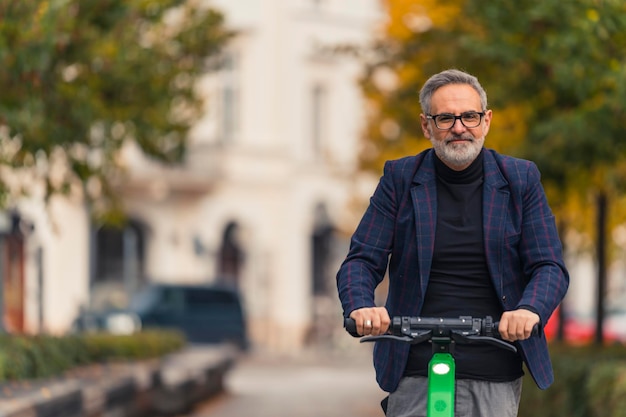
[72, 283, 249, 350]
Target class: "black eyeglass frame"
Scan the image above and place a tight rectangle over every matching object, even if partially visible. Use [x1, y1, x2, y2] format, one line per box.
[426, 111, 486, 130]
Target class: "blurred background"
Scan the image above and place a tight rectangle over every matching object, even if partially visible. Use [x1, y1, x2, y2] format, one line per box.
[0, 0, 384, 352]
[1, 0, 626, 416]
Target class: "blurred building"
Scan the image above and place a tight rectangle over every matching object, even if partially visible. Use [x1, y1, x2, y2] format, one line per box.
[0, 0, 384, 352]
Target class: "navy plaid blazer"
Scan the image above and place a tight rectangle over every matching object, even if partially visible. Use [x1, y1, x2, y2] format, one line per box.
[337, 148, 569, 392]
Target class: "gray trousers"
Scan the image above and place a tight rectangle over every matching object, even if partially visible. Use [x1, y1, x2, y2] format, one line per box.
[386, 376, 523, 417]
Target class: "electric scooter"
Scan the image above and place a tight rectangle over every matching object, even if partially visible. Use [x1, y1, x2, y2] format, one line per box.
[344, 316, 539, 417]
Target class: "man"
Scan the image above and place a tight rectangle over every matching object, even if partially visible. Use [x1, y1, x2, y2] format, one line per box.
[336, 69, 569, 417]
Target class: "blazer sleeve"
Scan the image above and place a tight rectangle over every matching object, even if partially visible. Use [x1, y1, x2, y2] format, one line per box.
[515, 162, 569, 325]
[336, 160, 399, 317]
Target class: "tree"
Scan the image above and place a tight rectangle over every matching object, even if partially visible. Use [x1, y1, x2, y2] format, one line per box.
[359, 0, 626, 343]
[0, 0, 232, 219]
[461, 0, 626, 345]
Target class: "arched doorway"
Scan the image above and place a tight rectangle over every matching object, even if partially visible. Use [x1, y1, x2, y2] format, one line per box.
[311, 204, 335, 296]
[216, 222, 244, 288]
[91, 219, 146, 309]
[309, 204, 337, 345]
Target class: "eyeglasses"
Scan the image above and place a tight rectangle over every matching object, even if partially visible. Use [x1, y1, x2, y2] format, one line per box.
[426, 111, 485, 130]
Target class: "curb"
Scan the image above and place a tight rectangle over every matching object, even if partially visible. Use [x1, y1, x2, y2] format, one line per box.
[0, 345, 237, 417]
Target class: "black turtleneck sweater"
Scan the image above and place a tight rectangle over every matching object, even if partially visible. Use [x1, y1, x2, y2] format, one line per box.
[404, 150, 523, 382]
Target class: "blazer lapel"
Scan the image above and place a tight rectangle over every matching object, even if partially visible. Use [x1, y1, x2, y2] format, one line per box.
[482, 152, 510, 296]
[411, 152, 438, 298]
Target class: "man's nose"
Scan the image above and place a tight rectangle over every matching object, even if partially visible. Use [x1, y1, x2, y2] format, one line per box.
[450, 117, 467, 133]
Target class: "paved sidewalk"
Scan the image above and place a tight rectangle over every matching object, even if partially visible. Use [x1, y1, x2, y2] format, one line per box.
[191, 343, 386, 417]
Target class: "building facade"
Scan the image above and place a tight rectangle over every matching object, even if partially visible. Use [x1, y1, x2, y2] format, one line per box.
[0, 0, 384, 352]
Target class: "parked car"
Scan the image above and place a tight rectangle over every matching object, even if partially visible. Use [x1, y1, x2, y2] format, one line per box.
[544, 306, 626, 344]
[71, 283, 249, 350]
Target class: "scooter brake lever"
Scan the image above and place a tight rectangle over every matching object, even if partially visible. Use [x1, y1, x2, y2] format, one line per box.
[360, 335, 414, 343]
[463, 335, 518, 353]
[361, 331, 433, 345]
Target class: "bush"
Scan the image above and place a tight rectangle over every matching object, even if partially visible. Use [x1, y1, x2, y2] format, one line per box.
[519, 343, 626, 417]
[0, 330, 185, 382]
[80, 329, 186, 361]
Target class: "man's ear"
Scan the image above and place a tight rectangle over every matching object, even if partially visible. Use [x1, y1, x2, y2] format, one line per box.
[420, 114, 431, 139]
[482, 109, 493, 136]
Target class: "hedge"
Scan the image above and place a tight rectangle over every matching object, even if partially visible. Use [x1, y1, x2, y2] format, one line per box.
[519, 343, 626, 417]
[0, 330, 186, 381]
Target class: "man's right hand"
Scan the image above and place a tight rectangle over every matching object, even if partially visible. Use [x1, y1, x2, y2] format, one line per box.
[349, 307, 390, 336]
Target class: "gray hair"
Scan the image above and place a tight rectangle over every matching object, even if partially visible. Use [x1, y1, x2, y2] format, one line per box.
[418, 69, 488, 115]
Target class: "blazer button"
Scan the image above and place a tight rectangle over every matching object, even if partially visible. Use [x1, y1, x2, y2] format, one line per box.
[502, 295, 507, 304]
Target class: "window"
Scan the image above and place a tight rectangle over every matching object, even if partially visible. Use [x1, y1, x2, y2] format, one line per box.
[92, 220, 146, 308]
[220, 52, 240, 143]
[159, 287, 185, 313]
[185, 288, 239, 313]
[94, 222, 145, 285]
[311, 84, 327, 157]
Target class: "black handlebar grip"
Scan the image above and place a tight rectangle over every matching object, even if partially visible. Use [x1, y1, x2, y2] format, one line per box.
[531, 323, 542, 337]
[344, 317, 360, 337]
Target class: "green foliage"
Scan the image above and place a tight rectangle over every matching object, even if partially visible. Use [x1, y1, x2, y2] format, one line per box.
[459, 0, 626, 192]
[0, 334, 88, 380]
[0, 330, 185, 381]
[519, 343, 626, 417]
[80, 329, 186, 361]
[587, 362, 626, 417]
[362, 0, 626, 248]
[0, 0, 232, 217]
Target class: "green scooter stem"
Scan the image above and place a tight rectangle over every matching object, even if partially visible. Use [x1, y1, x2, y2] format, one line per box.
[428, 352, 456, 417]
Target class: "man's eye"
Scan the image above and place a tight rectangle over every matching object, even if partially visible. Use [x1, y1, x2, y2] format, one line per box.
[462, 113, 480, 121]
[437, 115, 454, 122]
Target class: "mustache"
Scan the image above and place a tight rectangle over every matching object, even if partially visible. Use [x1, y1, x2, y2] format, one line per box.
[445, 134, 475, 143]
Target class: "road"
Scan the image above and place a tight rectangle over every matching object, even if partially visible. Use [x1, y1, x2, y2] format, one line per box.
[187, 344, 386, 417]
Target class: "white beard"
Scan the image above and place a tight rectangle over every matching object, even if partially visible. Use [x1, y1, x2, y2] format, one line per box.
[430, 134, 485, 170]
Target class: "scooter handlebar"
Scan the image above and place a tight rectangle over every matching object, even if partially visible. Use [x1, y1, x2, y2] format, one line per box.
[343, 316, 541, 340]
[344, 317, 360, 337]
